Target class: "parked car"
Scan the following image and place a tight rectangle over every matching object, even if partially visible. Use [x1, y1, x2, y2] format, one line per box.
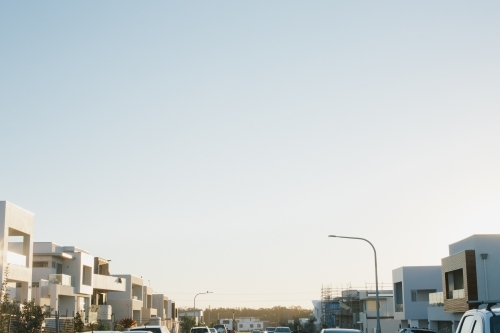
[319, 329, 362, 333]
[252, 330, 261, 333]
[131, 326, 171, 333]
[399, 329, 436, 333]
[190, 327, 211, 333]
[266, 327, 276, 333]
[275, 328, 291, 333]
[454, 300, 500, 333]
[214, 324, 229, 333]
[210, 328, 217, 333]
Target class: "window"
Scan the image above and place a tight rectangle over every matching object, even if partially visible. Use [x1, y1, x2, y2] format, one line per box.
[394, 282, 403, 312]
[239, 325, 243, 328]
[258, 325, 261, 328]
[82, 265, 92, 286]
[411, 291, 417, 302]
[446, 269, 464, 299]
[366, 300, 376, 311]
[33, 262, 48, 267]
[250, 325, 254, 329]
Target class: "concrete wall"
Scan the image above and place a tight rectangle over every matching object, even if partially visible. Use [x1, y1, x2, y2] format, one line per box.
[0, 201, 34, 301]
[393, 266, 442, 322]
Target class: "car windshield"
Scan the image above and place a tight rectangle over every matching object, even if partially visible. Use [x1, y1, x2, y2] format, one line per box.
[275, 329, 291, 332]
[191, 329, 209, 333]
[132, 329, 162, 333]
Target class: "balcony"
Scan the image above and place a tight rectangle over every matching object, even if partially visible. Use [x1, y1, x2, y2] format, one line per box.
[395, 303, 403, 312]
[93, 274, 126, 292]
[7, 251, 26, 267]
[448, 289, 464, 299]
[429, 292, 444, 306]
[48, 274, 74, 287]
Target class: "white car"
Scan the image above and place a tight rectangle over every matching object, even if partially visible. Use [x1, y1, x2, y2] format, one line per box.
[455, 300, 500, 333]
[131, 326, 171, 333]
[319, 329, 362, 333]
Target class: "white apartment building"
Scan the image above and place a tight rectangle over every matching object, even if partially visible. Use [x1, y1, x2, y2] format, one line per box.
[31, 242, 126, 321]
[0, 201, 34, 302]
[107, 274, 145, 324]
[178, 309, 203, 325]
[153, 294, 175, 329]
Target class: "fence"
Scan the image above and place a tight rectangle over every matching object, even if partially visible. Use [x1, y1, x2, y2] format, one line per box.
[43, 313, 74, 333]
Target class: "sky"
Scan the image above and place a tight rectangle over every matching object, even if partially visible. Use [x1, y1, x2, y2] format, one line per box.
[1, 1, 500, 310]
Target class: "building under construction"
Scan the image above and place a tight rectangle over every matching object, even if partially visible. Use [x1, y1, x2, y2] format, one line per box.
[320, 286, 362, 330]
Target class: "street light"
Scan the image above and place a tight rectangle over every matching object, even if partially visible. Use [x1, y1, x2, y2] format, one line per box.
[194, 291, 213, 322]
[328, 235, 381, 333]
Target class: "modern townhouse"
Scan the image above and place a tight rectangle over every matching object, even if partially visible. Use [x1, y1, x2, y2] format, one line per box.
[428, 234, 500, 333]
[152, 293, 170, 326]
[107, 274, 145, 324]
[31, 242, 126, 321]
[0, 201, 34, 302]
[392, 266, 442, 330]
[358, 289, 399, 333]
[142, 285, 157, 321]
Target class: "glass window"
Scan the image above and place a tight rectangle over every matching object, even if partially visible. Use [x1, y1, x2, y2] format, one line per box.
[490, 316, 500, 333]
[411, 291, 417, 302]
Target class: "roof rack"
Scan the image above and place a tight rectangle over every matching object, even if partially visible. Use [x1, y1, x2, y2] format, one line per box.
[468, 300, 500, 312]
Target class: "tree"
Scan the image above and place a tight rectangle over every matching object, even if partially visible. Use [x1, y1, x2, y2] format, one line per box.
[74, 311, 85, 333]
[304, 316, 317, 333]
[0, 266, 14, 333]
[180, 316, 196, 333]
[11, 299, 51, 333]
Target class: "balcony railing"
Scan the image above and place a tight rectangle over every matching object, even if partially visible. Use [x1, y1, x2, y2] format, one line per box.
[448, 289, 464, 299]
[429, 292, 444, 306]
[48, 274, 74, 287]
[7, 251, 26, 267]
[395, 303, 403, 312]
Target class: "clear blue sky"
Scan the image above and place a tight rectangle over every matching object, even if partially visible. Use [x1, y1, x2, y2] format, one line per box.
[2, 1, 500, 309]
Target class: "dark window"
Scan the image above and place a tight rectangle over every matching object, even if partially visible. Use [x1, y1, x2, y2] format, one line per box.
[490, 316, 500, 333]
[446, 269, 464, 299]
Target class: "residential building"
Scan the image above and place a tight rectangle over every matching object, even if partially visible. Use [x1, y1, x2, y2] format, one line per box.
[392, 266, 442, 329]
[428, 234, 500, 333]
[178, 309, 203, 324]
[236, 318, 264, 331]
[142, 285, 157, 321]
[31, 242, 126, 321]
[358, 289, 399, 333]
[107, 274, 145, 324]
[0, 201, 34, 302]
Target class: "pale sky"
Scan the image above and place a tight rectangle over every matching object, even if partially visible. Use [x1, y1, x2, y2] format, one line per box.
[1, 1, 500, 310]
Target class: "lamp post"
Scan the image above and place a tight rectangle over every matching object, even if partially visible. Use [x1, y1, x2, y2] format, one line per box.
[194, 291, 212, 323]
[328, 235, 381, 333]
